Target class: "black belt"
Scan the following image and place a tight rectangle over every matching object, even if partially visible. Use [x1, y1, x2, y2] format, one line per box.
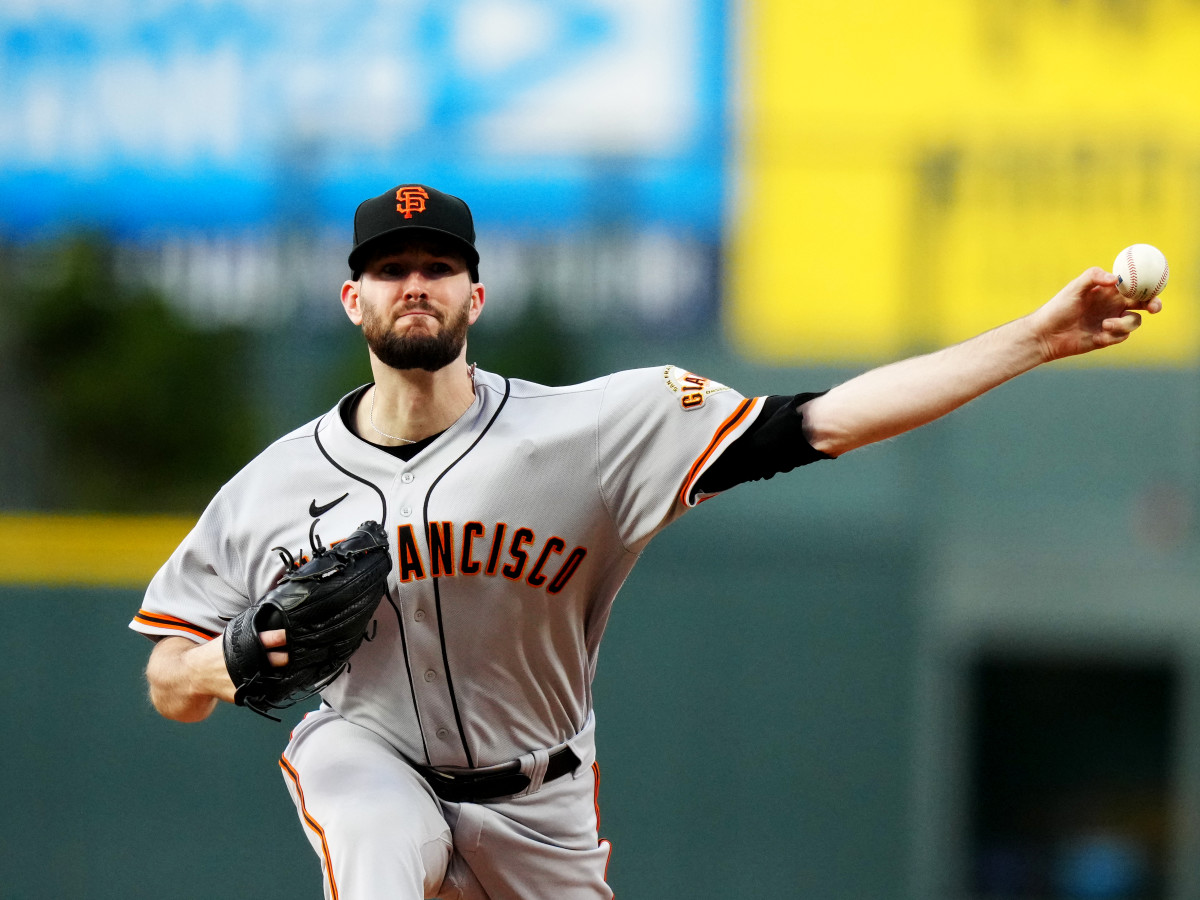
[415, 746, 581, 804]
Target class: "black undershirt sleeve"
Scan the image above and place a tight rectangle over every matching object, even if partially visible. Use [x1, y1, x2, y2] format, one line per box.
[692, 392, 833, 498]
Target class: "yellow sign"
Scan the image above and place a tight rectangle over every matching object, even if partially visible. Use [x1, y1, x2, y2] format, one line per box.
[732, 0, 1200, 364]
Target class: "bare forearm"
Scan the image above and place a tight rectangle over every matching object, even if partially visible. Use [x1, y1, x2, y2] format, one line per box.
[802, 315, 1046, 456]
[145, 636, 235, 722]
[799, 266, 1156, 456]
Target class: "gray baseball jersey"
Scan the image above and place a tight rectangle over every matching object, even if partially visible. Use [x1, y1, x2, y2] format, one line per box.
[131, 365, 764, 770]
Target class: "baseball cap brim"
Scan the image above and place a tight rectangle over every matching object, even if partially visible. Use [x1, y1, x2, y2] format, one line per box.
[348, 226, 480, 274]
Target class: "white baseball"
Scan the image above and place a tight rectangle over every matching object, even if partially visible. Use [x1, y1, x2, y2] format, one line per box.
[1112, 244, 1169, 302]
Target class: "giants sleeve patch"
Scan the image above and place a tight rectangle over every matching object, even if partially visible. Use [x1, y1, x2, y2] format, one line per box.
[661, 366, 731, 411]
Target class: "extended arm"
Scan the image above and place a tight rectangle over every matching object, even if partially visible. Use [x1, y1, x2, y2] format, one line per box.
[801, 267, 1160, 457]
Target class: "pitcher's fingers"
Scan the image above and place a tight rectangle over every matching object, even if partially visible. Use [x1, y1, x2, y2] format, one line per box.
[1103, 312, 1142, 335]
[1081, 266, 1117, 287]
[267, 650, 290, 667]
[260, 628, 289, 666]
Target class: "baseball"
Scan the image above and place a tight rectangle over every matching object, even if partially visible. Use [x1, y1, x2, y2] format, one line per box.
[1113, 244, 1169, 302]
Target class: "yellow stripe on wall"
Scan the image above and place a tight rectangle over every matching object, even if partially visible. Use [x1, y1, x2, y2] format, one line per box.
[0, 514, 195, 588]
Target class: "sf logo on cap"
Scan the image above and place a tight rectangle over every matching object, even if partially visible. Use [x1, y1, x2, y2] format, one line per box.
[395, 186, 429, 218]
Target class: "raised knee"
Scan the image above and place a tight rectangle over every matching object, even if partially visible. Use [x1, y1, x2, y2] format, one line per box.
[322, 799, 451, 895]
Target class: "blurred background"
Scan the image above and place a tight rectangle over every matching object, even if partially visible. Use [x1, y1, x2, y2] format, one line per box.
[2, 1, 1199, 898]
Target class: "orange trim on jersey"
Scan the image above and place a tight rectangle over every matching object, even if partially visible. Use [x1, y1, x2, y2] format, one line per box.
[592, 761, 603, 832]
[132, 609, 218, 640]
[593, 762, 614, 890]
[280, 754, 339, 900]
[677, 397, 761, 507]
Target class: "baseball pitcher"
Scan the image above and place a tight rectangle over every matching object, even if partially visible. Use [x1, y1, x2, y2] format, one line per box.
[131, 183, 1161, 899]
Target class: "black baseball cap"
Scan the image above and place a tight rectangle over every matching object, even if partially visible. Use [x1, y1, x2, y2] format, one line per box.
[348, 184, 480, 275]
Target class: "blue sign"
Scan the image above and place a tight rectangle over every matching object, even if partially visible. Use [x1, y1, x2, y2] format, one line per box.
[0, 0, 728, 239]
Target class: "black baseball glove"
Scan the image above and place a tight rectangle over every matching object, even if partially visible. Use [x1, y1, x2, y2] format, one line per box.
[223, 520, 391, 719]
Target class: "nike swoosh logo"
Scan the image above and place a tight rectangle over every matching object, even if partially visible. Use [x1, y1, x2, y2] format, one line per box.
[309, 492, 349, 517]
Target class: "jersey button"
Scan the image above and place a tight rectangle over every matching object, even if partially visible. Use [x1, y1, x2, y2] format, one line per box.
[401, 472, 414, 484]
[401, 506, 412, 517]
[414, 609, 426, 621]
[424, 669, 437, 682]
[436, 728, 449, 739]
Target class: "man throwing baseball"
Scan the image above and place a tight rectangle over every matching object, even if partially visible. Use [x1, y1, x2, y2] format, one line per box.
[131, 183, 1161, 899]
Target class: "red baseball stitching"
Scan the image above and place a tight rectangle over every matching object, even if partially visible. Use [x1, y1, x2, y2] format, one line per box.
[1153, 261, 1169, 296]
[1125, 248, 1138, 296]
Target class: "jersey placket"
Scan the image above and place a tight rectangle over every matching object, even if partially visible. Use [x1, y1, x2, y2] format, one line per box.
[391, 464, 473, 768]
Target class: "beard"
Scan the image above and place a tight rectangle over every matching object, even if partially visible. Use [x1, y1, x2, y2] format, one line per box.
[361, 294, 472, 372]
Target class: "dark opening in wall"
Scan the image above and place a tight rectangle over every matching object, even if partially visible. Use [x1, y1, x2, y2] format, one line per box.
[968, 655, 1177, 900]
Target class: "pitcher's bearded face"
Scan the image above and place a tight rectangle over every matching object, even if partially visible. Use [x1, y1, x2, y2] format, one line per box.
[354, 241, 478, 372]
[361, 290, 472, 372]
